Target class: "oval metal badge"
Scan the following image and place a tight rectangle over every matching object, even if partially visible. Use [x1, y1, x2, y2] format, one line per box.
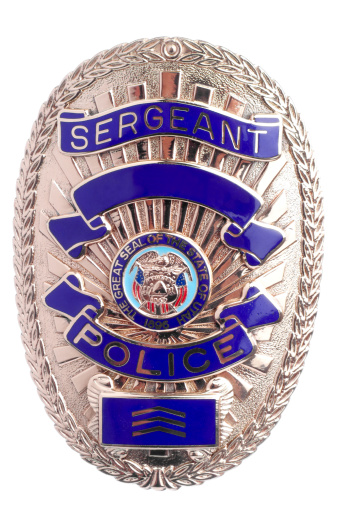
[14, 37, 323, 490]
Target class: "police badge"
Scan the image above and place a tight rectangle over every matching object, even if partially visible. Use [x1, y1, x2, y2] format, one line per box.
[14, 37, 323, 489]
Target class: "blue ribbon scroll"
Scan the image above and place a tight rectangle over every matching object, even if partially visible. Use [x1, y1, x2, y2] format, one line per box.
[48, 162, 284, 267]
[43, 273, 281, 381]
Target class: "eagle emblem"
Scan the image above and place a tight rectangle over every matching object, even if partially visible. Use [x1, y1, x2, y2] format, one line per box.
[129, 251, 193, 316]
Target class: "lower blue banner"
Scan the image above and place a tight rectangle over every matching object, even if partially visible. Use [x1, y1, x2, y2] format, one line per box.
[100, 396, 217, 448]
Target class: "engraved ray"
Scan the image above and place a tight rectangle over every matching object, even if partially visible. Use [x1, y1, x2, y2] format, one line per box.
[195, 209, 215, 245]
[83, 278, 112, 303]
[208, 265, 250, 306]
[126, 84, 151, 162]
[105, 237, 119, 257]
[161, 136, 176, 159]
[185, 139, 200, 162]
[135, 200, 150, 231]
[97, 154, 107, 170]
[180, 331, 212, 341]
[211, 244, 232, 271]
[105, 213, 125, 247]
[49, 181, 74, 214]
[103, 321, 137, 331]
[225, 93, 246, 116]
[184, 323, 217, 334]
[110, 149, 125, 167]
[182, 203, 199, 237]
[161, 71, 181, 99]
[39, 210, 54, 242]
[233, 160, 251, 181]
[85, 155, 103, 175]
[194, 84, 214, 105]
[137, 139, 150, 160]
[53, 147, 83, 186]
[274, 292, 287, 312]
[54, 316, 68, 332]
[250, 325, 274, 342]
[270, 221, 296, 258]
[84, 406, 95, 421]
[47, 253, 69, 278]
[210, 148, 226, 170]
[119, 205, 136, 237]
[153, 199, 164, 229]
[88, 243, 112, 270]
[220, 371, 253, 401]
[255, 262, 286, 289]
[191, 309, 215, 324]
[128, 83, 147, 102]
[72, 365, 101, 393]
[190, 207, 205, 239]
[129, 203, 141, 234]
[78, 256, 110, 286]
[165, 383, 176, 394]
[94, 89, 114, 111]
[259, 190, 288, 224]
[169, 200, 181, 232]
[203, 217, 226, 255]
[213, 250, 238, 280]
[243, 353, 273, 374]
[54, 345, 82, 364]
[254, 154, 287, 195]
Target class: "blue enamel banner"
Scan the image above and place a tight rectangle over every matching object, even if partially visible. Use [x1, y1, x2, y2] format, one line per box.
[48, 162, 284, 267]
[58, 101, 282, 160]
[100, 397, 217, 447]
[43, 273, 281, 381]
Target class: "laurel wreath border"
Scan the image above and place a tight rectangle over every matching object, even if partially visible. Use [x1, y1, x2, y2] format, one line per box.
[13, 37, 324, 489]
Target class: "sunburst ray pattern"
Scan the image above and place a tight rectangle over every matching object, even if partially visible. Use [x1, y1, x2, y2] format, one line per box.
[46, 75, 293, 411]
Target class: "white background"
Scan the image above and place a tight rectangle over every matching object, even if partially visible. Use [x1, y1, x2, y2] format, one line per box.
[1, 1, 336, 505]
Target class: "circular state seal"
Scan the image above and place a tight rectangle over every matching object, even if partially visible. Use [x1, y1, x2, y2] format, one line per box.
[111, 232, 212, 330]
[14, 37, 323, 490]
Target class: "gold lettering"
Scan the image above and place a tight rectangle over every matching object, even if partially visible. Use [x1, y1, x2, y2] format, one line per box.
[119, 112, 137, 138]
[104, 342, 130, 367]
[95, 118, 112, 145]
[144, 106, 163, 130]
[70, 125, 89, 150]
[170, 107, 188, 131]
[213, 335, 233, 364]
[136, 350, 161, 376]
[222, 121, 240, 150]
[73, 324, 102, 346]
[247, 129, 267, 154]
[183, 348, 210, 373]
[193, 113, 214, 140]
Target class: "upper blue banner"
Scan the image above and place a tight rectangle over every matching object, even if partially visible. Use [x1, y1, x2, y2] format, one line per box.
[58, 100, 282, 160]
[48, 162, 285, 266]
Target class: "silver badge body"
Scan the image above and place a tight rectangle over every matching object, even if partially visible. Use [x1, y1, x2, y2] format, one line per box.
[14, 37, 323, 489]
